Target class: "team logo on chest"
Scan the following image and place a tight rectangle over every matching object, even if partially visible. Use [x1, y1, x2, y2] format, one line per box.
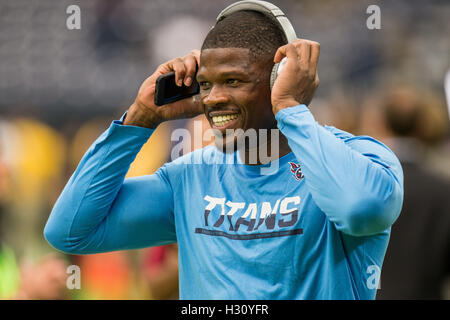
[289, 162, 304, 181]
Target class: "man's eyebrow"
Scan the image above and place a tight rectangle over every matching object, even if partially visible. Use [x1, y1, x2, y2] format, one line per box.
[219, 70, 249, 78]
[197, 70, 250, 80]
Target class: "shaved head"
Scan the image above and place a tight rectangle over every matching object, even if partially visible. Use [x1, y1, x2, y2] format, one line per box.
[202, 10, 288, 63]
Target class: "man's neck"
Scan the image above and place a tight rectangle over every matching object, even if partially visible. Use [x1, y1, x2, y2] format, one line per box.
[238, 132, 292, 165]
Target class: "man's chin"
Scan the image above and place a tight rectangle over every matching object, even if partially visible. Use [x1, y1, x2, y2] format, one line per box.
[212, 130, 259, 154]
[213, 134, 238, 153]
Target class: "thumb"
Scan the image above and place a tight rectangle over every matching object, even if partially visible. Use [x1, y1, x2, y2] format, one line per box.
[274, 43, 298, 63]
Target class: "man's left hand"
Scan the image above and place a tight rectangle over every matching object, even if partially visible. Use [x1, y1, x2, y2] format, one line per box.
[271, 39, 320, 115]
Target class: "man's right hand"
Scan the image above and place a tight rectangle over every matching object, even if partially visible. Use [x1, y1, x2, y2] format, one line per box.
[123, 50, 203, 128]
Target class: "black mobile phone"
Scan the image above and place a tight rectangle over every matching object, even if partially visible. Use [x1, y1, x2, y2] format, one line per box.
[154, 71, 200, 106]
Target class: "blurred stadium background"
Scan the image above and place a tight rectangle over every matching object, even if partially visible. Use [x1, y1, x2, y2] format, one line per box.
[0, 0, 449, 299]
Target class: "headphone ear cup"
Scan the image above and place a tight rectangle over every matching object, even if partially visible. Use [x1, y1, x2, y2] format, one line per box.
[270, 57, 287, 89]
[270, 63, 279, 90]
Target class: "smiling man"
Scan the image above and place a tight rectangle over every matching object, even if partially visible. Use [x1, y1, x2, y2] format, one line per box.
[44, 4, 404, 300]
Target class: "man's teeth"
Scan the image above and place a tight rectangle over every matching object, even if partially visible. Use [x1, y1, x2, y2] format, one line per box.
[212, 114, 239, 127]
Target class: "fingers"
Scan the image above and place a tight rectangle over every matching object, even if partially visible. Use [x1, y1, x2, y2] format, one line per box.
[165, 50, 200, 87]
[274, 39, 319, 76]
[298, 40, 311, 64]
[170, 57, 186, 86]
[183, 53, 198, 87]
[190, 49, 201, 68]
[277, 39, 319, 79]
[274, 43, 298, 63]
[310, 41, 320, 72]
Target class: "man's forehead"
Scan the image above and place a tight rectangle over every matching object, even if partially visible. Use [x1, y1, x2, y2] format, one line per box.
[199, 47, 252, 70]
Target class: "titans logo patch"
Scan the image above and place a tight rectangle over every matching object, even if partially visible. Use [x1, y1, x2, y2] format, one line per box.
[289, 162, 304, 181]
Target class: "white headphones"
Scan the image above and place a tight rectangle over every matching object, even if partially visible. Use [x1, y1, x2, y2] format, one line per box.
[216, 0, 297, 89]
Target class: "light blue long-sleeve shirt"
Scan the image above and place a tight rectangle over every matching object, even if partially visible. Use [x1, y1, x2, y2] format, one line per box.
[44, 104, 404, 299]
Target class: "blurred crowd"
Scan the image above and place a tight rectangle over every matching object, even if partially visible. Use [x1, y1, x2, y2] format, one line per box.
[0, 0, 449, 299]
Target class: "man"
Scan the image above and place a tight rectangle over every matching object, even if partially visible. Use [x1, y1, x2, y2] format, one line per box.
[44, 8, 404, 299]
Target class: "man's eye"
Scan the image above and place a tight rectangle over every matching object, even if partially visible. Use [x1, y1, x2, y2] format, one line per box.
[199, 81, 211, 89]
[226, 79, 240, 86]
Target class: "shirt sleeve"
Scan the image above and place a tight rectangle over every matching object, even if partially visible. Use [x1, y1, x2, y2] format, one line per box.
[276, 104, 404, 236]
[43, 115, 176, 254]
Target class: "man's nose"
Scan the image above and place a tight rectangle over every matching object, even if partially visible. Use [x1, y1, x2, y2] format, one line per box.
[203, 85, 229, 107]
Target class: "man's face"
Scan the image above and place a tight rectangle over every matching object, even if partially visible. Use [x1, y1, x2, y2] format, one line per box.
[196, 48, 276, 141]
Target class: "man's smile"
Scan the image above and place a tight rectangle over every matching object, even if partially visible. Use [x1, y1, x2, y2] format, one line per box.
[209, 111, 241, 128]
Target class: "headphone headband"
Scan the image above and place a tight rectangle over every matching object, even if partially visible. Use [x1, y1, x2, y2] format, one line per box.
[216, 0, 297, 43]
[215, 1, 297, 89]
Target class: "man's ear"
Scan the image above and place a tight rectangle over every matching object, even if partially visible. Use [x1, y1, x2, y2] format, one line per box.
[254, 55, 276, 84]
